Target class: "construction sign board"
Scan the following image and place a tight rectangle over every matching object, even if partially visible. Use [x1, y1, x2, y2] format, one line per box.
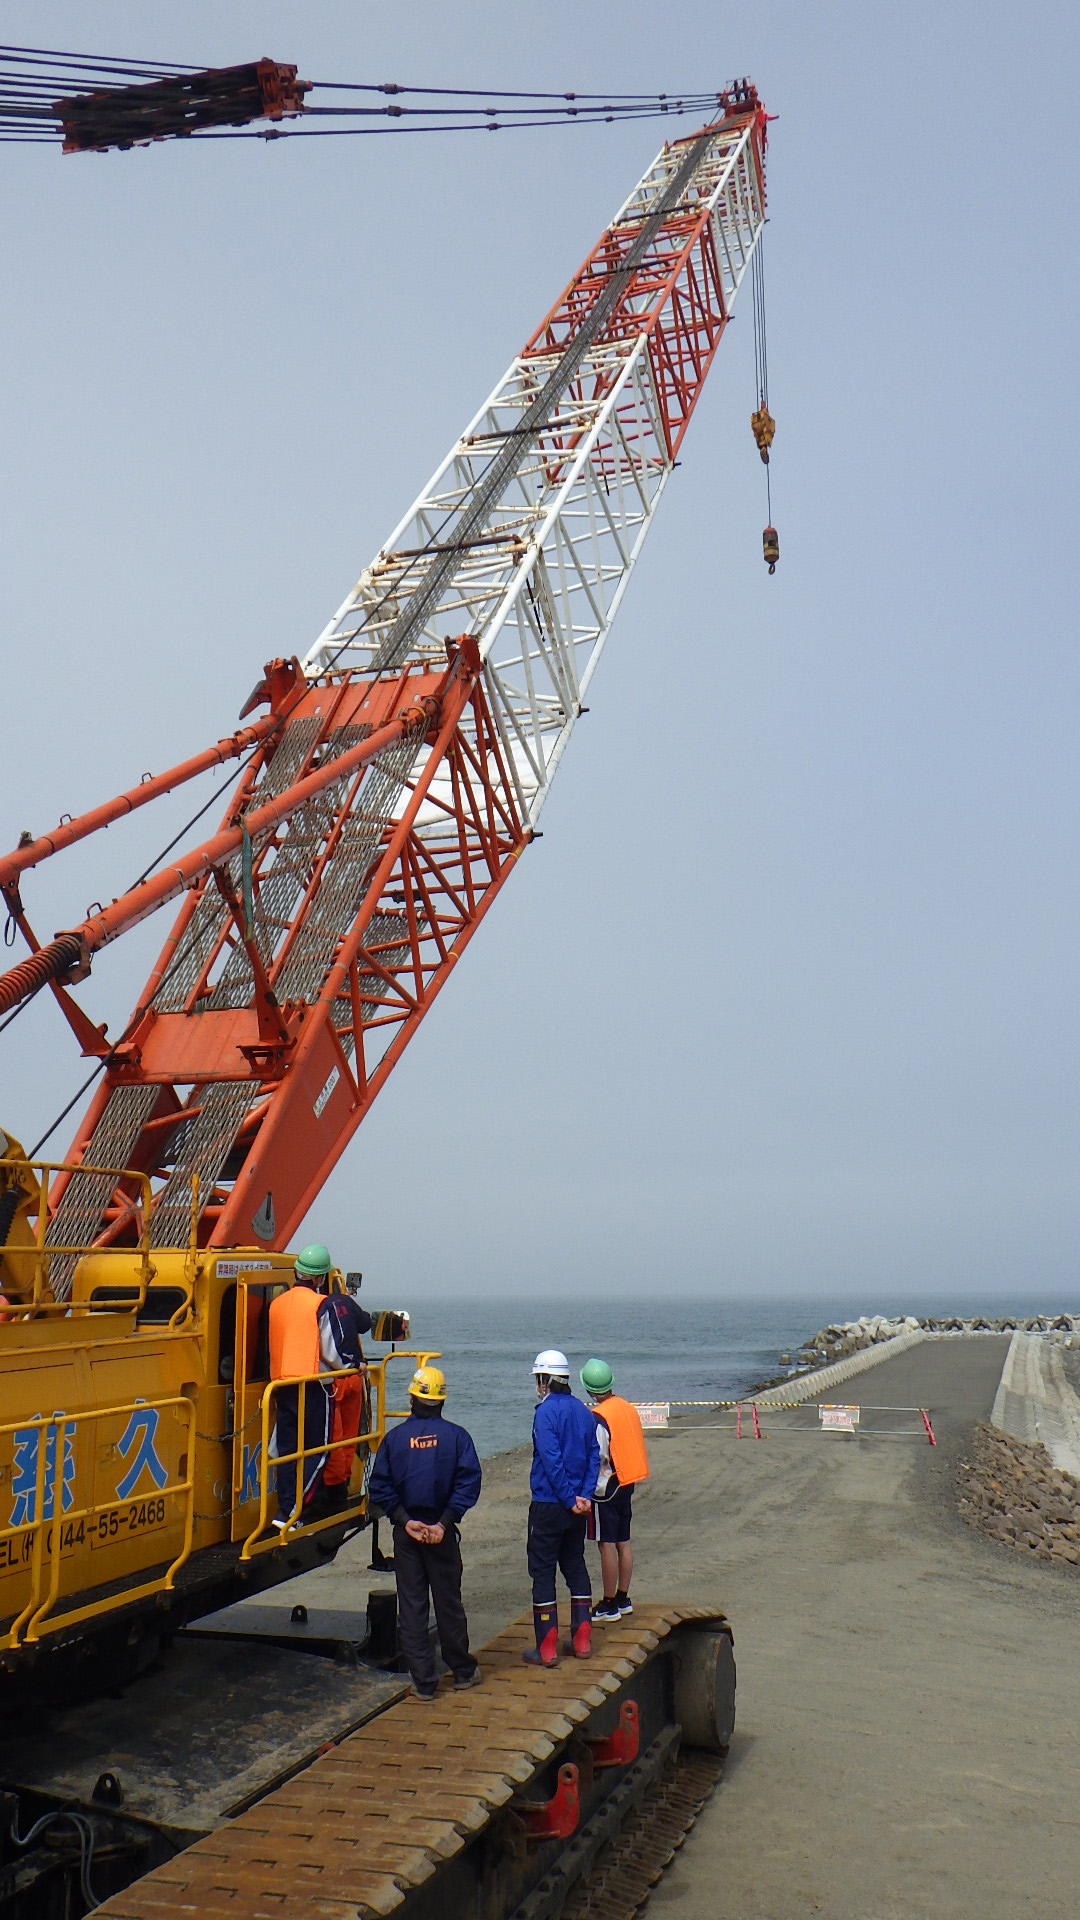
[819, 1404, 860, 1432]
[634, 1402, 670, 1429]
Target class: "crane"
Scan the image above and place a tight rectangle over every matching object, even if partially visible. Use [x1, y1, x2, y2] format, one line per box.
[0, 91, 765, 1919]
[0, 83, 768, 1291]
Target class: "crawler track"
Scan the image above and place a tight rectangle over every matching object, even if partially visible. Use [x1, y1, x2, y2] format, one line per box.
[559, 1750, 723, 1920]
[94, 1603, 732, 1920]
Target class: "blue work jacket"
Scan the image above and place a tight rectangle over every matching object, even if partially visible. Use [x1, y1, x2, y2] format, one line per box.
[530, 1391, 600, 1510]
[369, 1411, 482, 1528]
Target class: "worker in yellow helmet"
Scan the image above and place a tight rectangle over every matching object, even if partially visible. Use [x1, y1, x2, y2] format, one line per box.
[368, 1364, 483, 1699]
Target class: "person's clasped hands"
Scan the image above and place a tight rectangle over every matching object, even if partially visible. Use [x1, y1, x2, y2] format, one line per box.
[404, 1518, 445, 1546]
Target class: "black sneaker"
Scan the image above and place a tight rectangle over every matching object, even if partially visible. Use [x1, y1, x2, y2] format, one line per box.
[591, 1598, 620, 1623]
[454, 1665, 482, 1691]
[411, 1681, 439, 1701]
[615, 1593, 633, 1616]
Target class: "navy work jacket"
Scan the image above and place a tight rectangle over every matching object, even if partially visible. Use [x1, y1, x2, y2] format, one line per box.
[369, 1411, 482, 1528]
[530, 1391, 600, 1510]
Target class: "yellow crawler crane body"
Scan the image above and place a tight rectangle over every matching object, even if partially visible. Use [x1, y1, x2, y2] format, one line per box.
[0, 1145, 422, 1682]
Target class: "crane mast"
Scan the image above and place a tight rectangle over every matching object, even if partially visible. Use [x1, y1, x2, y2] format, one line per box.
[0, 89, 767, 1290]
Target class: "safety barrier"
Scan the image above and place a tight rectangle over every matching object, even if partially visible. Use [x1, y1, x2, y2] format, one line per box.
[651, 1401, 936, 1443]
[239, 1347, 441, 1559]
[0, 1393, 196, 1649]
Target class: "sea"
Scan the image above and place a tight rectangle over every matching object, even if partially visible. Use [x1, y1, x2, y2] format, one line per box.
[389, 1290, 1075, 1460]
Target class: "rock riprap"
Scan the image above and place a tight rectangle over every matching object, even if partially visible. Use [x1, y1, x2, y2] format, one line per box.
[793, 1312, 1080, 1372]
[958, 1421, 1080, 1566]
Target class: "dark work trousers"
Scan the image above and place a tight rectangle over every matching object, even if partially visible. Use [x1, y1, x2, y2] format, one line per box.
[274, 1380, 332, 1520]
[527, 1500, 591, 1608]
[392, 1523, 474, 1690]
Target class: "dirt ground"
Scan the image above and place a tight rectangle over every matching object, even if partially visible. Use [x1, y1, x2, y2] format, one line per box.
[274, 1337, 1080, 1920]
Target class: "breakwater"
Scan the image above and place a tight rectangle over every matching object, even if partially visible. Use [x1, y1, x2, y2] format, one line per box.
[784, 1311, 1080, 1373]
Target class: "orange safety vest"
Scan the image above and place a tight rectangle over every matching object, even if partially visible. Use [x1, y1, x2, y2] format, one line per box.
[269, 1283, 321, 1381]
[594, 1395, 649, 1486]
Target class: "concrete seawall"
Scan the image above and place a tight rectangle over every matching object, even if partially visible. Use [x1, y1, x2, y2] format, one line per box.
[991, 1329, 1080, 1475]
[755, 1326, 928, 1403]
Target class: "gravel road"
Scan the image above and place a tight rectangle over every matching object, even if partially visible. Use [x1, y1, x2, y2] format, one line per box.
[265, 1335, 1080, 1919]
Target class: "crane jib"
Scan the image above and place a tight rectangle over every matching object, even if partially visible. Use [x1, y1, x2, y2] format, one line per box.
[372, 125, 717, 677]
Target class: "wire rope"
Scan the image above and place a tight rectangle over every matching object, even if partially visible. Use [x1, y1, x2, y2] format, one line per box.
[751, 233, 773, 524]
[0, 43, 726, 144]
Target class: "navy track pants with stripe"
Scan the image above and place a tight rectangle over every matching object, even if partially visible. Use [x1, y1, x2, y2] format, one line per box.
[274, 1380, 332, 1520]
[527, 1499, 591, 1608]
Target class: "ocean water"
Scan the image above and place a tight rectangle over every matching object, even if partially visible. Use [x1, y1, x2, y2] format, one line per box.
[383, 1290, 1070, 1459]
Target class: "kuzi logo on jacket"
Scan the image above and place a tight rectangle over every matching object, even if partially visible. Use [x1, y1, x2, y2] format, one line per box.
[409, 1434, 438, 1451]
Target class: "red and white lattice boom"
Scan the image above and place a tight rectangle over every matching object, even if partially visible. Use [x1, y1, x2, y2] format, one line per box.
[0, 89, 768, 1288]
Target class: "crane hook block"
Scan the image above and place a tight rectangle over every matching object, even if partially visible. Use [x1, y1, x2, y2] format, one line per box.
[762, 525, 779, 574]
[751, 405, 776, 464]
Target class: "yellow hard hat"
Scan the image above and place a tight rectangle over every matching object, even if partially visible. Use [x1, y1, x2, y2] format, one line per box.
[409, 1364, 447, 1404]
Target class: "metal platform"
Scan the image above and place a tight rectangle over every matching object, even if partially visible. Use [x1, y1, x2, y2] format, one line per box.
[2, 1634, 406, 1835]
[92, 1603, 731, 1920]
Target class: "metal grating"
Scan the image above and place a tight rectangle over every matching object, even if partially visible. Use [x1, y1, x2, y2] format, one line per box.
[206, 723, 372, 1010]
[153, 715, 322, 1015]
[44, 1083, 160, 1300]
[275, 734, 421, 1006]
[148, 1080, 255, 1248]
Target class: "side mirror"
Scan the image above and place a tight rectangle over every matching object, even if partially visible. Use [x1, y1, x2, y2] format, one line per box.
[345, 1271, 363, 1294]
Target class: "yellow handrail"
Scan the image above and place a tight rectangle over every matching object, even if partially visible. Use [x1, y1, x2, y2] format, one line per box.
[238, 1349, 441, 1561]
[0, 1153, 198, 1315]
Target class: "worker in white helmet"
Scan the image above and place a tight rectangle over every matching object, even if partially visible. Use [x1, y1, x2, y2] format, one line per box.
[525, 1349, 601, 1667]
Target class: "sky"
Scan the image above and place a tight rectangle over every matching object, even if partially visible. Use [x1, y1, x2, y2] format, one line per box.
[1, 2, 1078, 1305]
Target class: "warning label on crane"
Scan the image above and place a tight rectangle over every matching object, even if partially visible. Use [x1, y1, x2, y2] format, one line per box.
[314, 1065, 340, 1119]
[251, 1192, 276, 1241]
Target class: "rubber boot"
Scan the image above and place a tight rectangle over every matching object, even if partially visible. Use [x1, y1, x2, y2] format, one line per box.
[523, 1604, 558, 1667]
[564, 1598, 592, 1659]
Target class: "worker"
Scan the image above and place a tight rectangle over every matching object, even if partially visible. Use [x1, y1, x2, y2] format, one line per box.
[526, 1349, 600, 1667]
[368, 1364, 483, 1700]
[268, 1244, 334, 1529]
[309, 1289, 372, 1516]
[580, 1357, 649, 1621]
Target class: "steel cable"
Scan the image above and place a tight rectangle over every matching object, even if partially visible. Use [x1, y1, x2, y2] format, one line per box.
[0, 43, 725, 144]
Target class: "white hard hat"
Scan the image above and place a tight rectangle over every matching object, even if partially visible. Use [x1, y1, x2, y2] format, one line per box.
[533, 1348, 570, 1379]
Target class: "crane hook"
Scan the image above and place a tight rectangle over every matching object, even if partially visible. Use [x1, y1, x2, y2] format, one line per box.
[762, 525, 779, 575]
[751, 405, 775, 464]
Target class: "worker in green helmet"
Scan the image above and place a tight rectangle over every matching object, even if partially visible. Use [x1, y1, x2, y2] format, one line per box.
[580, 1357, 649, 1622]
[268, 1243, 335, 1528]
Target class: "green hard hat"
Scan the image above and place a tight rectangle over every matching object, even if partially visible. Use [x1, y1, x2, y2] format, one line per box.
[581, 1357, 614, 1394]
[295, 1242, 332, 1278]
